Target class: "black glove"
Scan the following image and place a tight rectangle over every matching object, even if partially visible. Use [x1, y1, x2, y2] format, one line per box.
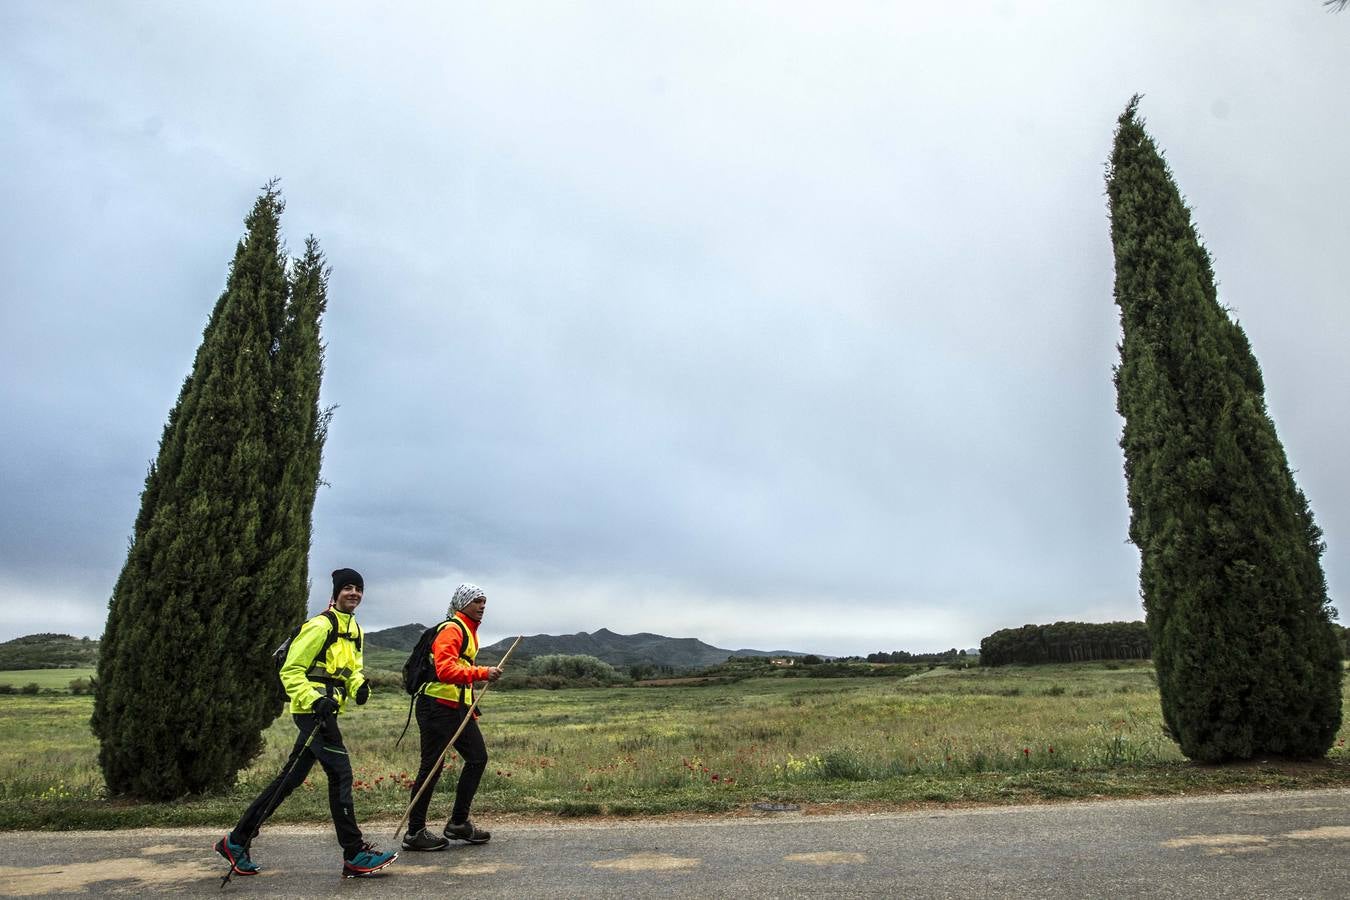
[311, 695, 340, 719]
[355, 681, 370, 705]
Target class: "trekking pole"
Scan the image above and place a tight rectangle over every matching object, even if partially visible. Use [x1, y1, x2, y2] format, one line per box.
[392, 635, 522, 842]
[220, 713, 326, 889]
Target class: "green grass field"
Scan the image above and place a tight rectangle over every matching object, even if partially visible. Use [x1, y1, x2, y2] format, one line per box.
[1, 662, 1346, 830]
[0, 668, 95, 691]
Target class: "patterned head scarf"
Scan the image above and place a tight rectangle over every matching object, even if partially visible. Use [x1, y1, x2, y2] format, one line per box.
[448, 583, 486, 618]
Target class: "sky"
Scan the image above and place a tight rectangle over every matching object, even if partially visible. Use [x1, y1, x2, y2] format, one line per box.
[2, 2, 1347, 657]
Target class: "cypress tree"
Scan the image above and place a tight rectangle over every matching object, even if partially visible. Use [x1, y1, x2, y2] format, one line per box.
[92, 184, 329, 798]
[257, 235, 330, 667]
[1106, 97, 1342, 762]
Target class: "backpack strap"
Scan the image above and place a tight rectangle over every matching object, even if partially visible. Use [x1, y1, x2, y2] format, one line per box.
[326, 610, 362, 651]
[443, 617, 473, 705]
[413, 619, 462, 696]
[306, 610, 350, 694]
[446, 617, 471, 663]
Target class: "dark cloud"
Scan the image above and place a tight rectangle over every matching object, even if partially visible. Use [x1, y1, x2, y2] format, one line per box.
[2, 2, 1346, 654]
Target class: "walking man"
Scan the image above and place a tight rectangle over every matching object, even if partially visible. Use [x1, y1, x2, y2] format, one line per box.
[401, 582, 502, 851]
[215, 568, 398, 878]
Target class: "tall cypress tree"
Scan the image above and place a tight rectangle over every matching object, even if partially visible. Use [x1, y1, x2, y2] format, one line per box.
[92, 184, 329, 798]
[255, 235, 331, 690]
[1106, 97, 1342, 762]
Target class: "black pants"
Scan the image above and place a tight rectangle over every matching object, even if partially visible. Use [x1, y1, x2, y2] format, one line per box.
[407, 695, 488, 831]
[230, 713, 363, 857]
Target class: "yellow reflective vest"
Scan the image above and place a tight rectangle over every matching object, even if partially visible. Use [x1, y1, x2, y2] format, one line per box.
[423, 613, 489, 707]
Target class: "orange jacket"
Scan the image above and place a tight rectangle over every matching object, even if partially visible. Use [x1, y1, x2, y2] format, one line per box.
[428, 612, 492, 708]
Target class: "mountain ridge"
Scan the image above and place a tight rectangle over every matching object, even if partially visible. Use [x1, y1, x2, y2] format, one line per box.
[0, 633, 100, 670]
[363, 624, 808, 670]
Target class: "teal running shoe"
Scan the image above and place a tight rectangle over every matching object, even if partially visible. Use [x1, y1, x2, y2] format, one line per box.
[342, 843, 397, 878]
[214, 834, 260, 875]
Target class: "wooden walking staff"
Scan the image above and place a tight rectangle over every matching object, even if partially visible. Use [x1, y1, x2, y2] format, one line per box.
[392, 635, 523, 842]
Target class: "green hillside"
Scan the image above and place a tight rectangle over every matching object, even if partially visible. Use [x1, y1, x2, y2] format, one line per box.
[0, 634, 99, 670]
[477, 628, 806, 670]
[0, 625, 807, 675]
[363, 623, 428, 652]
[369, 624, 809, 671]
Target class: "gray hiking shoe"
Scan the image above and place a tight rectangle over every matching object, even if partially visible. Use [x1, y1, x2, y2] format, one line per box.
[443, 819, 491, 844]
[402, 828, 450, 851]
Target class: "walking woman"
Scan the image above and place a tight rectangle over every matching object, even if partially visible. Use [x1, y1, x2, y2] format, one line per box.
[401, 583, 502, 851]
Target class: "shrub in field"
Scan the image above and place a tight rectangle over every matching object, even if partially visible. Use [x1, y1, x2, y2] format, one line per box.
[527, 654, 623, 683]
[362, 669, 401, 690]
[19, 683, 40, 695]
[819, 748, 871, 781]
[1107, 97, 1343, 761]
[494, 672, 533, 691]
[68, 678, 93, 695]
[92, 185, 330, 799]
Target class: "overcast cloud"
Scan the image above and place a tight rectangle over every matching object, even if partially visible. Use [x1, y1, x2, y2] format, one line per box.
[2, 2, 1346, 656]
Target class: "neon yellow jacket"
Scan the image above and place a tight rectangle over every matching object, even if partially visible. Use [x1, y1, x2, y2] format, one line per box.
[279, 609, 366, 715]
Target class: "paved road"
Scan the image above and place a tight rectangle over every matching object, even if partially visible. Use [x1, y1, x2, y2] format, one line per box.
[1, 789, 1347, 898]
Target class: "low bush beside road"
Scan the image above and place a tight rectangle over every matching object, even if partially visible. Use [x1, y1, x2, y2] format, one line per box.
[0, 668, 97, 694]
[0, 661, 1346, 829]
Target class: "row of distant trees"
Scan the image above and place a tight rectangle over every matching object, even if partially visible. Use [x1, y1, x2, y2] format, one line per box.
[863, 649, 968, 664]
[978, 621, 1151, 667]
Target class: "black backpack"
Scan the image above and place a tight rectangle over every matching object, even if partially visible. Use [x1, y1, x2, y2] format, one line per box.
[272, 610, 362, 702]
[394, 618, 469, 745]
[401, 622, 444, 697]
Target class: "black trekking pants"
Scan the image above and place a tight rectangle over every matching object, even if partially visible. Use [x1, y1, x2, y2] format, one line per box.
[231, 712, 364, 857]
[407, 695, 488, 831]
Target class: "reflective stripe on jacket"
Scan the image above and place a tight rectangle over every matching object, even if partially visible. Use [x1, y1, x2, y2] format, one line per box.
[424, 611, 491, 707]
[280, 609, 366, 715]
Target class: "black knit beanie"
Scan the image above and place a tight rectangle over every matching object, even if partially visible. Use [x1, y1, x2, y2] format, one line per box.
[331, 567, 364, 599]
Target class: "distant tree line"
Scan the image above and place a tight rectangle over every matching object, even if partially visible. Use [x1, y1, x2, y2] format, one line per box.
[863, 648, 968, 664]
[979, 621, 1151, 667]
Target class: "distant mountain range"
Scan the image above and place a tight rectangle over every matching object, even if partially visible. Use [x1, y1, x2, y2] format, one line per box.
[364, 625, 808, 671]
[0, 626, 810, 675]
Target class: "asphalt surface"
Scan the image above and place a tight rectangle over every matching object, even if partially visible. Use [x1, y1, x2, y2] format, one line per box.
[1, 788, 1347, 898]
